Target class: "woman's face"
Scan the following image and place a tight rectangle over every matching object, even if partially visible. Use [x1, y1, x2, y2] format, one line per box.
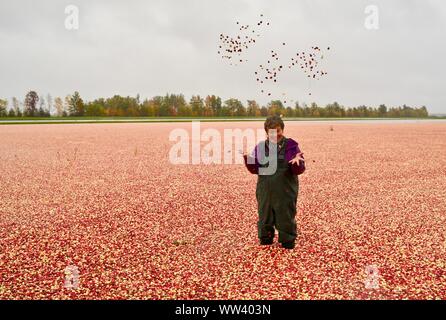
[267, 126, 284, 144]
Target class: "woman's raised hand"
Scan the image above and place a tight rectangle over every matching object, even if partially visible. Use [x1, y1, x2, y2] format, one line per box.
[288, 152, 305, 165]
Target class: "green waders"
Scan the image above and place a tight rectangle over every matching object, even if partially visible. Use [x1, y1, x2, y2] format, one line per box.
[256, 137, 299, 245]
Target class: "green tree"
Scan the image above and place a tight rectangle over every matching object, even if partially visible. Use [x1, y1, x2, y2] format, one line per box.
[85, 100, 106, 116]
[205, 95, 222, 116]
[325, 102, 344, 117]
[141, 99, 156, 116]
[24, 91, 39, 117]
[223, 98, 245, 116]
[357, 105, 369, 117]
[68, 91, 85, 116]
[0, 99, 8, 117]
[164, 94, 187, 116]
[294, 101, 303, 117]
[310, 102, 320, 117]
[152, 96, 164, 116]
[285, 106, 294, 117]
[267, 100, 284, 116]
[302, 103, 311, 117]
[210, 95, 223, 116]
[190, 95, 204, 116]
[418, 106, 429, 117]
[247, 100, 260, 117]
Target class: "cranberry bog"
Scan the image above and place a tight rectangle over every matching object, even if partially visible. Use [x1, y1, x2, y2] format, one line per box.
[0, 121, 445, 299]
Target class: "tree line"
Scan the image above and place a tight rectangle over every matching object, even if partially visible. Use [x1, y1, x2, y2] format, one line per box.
[0, 90, 429, 118]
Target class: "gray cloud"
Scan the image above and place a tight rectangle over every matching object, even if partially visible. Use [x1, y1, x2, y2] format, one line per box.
[0, 0, 445, 113]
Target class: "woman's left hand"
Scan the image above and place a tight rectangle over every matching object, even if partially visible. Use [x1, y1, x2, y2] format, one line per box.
[288, 152, 305, 165]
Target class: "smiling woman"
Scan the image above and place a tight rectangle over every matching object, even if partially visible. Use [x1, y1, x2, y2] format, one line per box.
[242, 115, 305, 250]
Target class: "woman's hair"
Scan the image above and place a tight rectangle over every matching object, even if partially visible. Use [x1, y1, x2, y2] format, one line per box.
[264, 115, 284, 132]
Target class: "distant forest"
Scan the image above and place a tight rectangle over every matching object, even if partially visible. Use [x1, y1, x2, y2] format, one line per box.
[0, 91, 429, 118]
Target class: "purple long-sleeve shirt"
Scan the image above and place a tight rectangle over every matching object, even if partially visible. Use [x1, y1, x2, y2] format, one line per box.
[243, 137, 305, 175]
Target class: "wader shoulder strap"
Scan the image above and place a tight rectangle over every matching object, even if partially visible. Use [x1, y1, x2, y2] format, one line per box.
[278, 138, 287, 160]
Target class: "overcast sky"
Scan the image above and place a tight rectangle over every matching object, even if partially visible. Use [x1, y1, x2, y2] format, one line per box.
[1, 0, 445, 113]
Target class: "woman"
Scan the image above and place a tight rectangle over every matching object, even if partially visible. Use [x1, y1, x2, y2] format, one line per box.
[242, 115, 305, 249]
